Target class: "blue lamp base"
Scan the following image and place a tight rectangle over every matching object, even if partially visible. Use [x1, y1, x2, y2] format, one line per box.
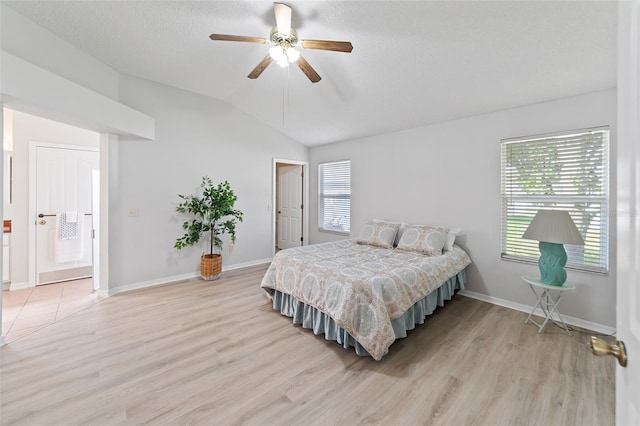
[538, 241, 568, 286]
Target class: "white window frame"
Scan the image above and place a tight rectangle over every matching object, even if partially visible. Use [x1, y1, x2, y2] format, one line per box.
[318, 160, 351, 235]
[500, 126, 610, 274]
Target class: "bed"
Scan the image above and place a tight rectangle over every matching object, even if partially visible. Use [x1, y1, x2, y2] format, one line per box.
[260, 221, 472, 360]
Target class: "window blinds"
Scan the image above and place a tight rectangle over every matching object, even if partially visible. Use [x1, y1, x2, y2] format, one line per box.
[500, 127, 609, 273]
[318, 160, 351, 234]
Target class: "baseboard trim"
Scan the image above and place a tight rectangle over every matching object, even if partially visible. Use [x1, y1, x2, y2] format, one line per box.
[107, 272, 198, 296]
[223, 258, 272, 272]
[458, 289, 616, 336]
[108, 258, 273, 296]
[10, 281, 31, 291]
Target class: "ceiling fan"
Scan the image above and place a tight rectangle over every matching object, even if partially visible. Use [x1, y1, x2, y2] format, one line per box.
[210, 2, 353, 83]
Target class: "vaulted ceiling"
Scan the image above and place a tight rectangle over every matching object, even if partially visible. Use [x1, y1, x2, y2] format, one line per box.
[2, 1, 618, 146]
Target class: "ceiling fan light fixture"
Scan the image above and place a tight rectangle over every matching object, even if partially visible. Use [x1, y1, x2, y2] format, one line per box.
[270, 43, 297, 67]
[276, 55, 289, 67]
[286, 47, 300, 63]
[269, 45, 283, 60]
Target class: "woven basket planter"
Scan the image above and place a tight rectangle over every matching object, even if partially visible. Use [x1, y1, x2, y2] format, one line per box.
[201, 253, 222, 281]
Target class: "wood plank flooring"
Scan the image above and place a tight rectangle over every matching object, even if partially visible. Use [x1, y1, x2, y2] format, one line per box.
[0, 264, 615, 425]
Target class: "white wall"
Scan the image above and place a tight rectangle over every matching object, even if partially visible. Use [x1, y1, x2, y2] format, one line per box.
[108, 75, 308, 291]
[1, 4, 119, 100]
[5, 110, 100, 287]
[309, 89, 617, 329]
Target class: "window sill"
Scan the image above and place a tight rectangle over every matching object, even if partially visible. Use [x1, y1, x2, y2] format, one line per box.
[318, 228, 350, 236]
[500, 254, 609, 276]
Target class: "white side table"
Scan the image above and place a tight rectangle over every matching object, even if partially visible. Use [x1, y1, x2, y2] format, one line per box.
[522, 276, 575, 335]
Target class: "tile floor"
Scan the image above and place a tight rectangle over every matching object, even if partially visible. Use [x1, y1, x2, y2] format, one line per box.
[2, 278, 103, 343]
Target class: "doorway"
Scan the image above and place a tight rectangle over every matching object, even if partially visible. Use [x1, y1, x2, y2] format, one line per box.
[273, 159, 308, 253]
[2, 110, 102, 342]
[31, 143, 99, 286]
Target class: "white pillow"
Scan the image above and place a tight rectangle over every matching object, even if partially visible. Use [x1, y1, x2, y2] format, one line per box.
[444, 228, 462, 251]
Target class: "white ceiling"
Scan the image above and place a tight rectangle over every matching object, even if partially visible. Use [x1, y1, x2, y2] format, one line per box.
[2, 1, 618, 147]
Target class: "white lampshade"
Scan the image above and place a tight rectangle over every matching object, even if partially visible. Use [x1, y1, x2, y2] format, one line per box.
[269, 45, 284, 61]
[286, 47, 300, 63]
[522, 210, 585, 245]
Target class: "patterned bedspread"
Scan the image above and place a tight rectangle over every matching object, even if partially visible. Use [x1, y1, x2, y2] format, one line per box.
[260, 239, 472, 360]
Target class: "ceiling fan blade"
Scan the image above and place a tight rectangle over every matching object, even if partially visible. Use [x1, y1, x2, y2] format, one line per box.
[274, 3, 292, 35]
[210, 34, 268, 44]
[300, 40, 353, 53]
[248, 54, 273, 79]
[296, 55, 321, 83]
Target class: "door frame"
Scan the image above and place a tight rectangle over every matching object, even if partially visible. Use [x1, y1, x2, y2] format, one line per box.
[272, 158, 308, 256]
[616, 0, 640, 422]
[28, 141, 99, 287]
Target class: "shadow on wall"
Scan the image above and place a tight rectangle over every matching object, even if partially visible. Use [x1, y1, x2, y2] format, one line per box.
[454, 234, 488, 293]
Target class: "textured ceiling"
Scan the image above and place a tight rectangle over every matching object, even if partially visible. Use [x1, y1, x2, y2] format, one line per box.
[2, 1, 618, 147]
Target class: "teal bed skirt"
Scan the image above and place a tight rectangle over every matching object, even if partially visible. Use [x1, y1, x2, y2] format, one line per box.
[271, 269, 467, 358]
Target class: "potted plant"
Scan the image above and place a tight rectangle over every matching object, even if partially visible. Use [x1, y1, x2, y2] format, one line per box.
[175, 176, 243, 280]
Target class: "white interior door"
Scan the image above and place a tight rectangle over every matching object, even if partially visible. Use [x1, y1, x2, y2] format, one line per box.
[35, 145, 98, 285]
[277, 164, 303, 250]
[616, 1, 640, 424]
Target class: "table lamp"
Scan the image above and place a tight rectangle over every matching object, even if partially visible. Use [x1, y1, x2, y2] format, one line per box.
[522, 209, 585, 286]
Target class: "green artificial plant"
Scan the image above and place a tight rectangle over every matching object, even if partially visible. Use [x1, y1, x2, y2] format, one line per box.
[175, 177, 243, 256]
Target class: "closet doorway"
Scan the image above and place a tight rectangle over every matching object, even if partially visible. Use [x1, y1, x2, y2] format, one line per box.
[273, 159, 309, 253]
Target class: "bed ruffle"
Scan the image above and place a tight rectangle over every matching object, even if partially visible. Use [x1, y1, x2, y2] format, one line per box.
[271, 269, 466, 358]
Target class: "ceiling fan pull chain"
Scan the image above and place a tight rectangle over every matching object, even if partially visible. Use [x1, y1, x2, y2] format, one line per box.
[282, 65, 287, 127]
[286, 64, 291, 111]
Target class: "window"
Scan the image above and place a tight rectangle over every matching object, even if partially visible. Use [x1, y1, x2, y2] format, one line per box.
[318, 160, 351, 234]
[500, 127, 609, 274]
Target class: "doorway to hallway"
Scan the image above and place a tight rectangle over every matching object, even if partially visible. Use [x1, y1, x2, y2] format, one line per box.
[273, 159, 309, 254]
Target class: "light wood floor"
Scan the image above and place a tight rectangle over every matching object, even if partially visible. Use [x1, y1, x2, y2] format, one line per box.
[0, 264, 614, 425]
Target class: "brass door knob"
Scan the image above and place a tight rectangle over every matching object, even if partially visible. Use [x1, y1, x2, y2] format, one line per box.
[38, 220, 47, 225]
[590, 336, 627, 367]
